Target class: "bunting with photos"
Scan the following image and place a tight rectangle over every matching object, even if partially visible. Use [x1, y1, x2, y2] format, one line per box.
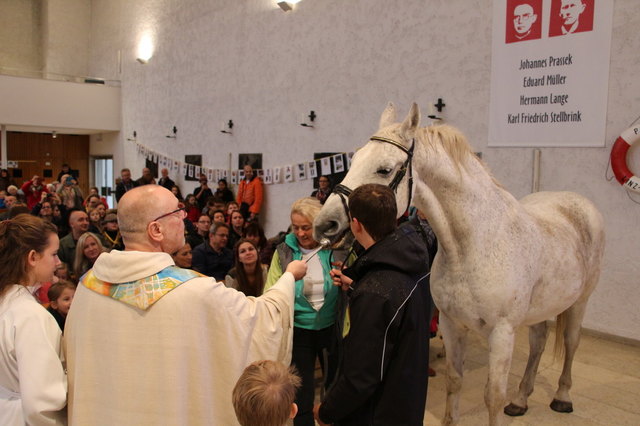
[284, 166, 294, 183]
[308, 161, 318, 178]
[297, 163, 307, 180]
[128, 138, 354, 187]
[264, 168, 273, 184]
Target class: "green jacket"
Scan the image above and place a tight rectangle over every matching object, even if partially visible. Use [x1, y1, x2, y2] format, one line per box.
[265, 233, 343, 330]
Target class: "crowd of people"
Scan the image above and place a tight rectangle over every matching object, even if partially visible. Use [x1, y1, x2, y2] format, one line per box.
[0, 163, 438, 426]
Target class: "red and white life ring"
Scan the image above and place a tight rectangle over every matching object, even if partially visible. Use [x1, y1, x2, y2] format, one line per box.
[610, 125, 640, 193]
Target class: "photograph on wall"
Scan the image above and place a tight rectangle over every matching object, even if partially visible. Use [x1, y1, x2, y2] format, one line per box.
[333, 154, 345, 173]
[284, 165, 294, 182]
[273, 167, 281, 183]
[230, 170, 238, 184]
[308, 161, 318, 178]
[346, 152, 354, 169]
[264, 168, 273, 184]
[320, 157, 332, 176]
[184, 155, 202, 181]
[297, 163, 307, 180]
[314, 152, 348, 190]
[144, 159, 158, 179]
[238, 153, 262, 170]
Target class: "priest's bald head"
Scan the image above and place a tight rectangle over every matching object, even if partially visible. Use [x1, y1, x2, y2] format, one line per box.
[118, 185, 186, 253]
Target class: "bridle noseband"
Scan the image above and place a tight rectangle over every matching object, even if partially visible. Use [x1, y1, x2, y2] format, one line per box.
[333, 135, 415, 222]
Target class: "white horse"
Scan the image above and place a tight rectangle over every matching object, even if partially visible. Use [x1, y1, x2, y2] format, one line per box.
[313, 103, 605, 425]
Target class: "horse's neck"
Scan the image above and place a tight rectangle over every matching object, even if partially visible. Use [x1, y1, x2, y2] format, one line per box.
[413, 152, 518, 259]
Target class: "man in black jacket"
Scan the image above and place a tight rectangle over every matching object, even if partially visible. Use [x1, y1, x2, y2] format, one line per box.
[314, 183, 432, 426]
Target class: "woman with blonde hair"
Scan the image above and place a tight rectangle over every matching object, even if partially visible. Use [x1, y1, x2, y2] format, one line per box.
[0, 214, 67, 425]
[264, 197, 347, 425]
[73, 232, 106, 279]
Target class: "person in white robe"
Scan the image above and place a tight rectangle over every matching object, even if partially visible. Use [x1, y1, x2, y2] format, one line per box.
[0, 215, 67, 426]
[64, 184, 306, 425]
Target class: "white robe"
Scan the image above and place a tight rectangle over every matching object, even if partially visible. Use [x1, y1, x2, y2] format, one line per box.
[64, 250, 295, 425]
[0, 285, 67, 426]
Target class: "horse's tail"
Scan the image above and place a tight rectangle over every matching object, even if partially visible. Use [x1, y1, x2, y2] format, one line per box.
[553, 313, 566, 361]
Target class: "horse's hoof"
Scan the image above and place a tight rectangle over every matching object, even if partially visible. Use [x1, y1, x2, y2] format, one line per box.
[504, 403, 528, 416]
[550, 398, 573, 413]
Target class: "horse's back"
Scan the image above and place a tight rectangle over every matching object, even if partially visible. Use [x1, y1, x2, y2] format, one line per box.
[520, 191, 605, 258]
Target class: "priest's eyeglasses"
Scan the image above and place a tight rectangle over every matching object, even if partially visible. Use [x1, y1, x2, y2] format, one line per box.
[153, 207, 187, 222]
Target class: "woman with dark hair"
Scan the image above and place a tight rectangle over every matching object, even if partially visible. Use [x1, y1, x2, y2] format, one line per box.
[184, 194, 201, 224]
[243, 221, 272, 266]
[215, 179, 234, 202]
[225, 239, 268, 297]
[228, 210, 245, 249]
[311, 175, 332, 204]
[0, 215, 67, 424]
[171, 242, 193, 269]
[171, 185, 184, 202]
[0, 169, 16, 192]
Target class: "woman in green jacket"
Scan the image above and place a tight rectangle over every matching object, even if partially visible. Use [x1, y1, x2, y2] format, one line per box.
[265, 197, 345, 426]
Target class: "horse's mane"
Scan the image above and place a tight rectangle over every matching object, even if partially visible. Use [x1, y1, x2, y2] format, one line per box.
[420, 124, 504, 188]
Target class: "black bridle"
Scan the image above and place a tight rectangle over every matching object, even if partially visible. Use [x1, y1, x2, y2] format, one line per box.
[333, 135, 415, 222]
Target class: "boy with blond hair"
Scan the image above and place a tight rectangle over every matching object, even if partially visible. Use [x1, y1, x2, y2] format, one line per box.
[233, 360, 301, 426]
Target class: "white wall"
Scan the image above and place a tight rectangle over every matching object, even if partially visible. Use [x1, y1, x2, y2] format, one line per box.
[84, 0, 640, 340]
[0, 74, 120, 132]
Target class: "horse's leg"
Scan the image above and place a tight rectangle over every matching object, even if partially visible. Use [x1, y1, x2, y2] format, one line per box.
[485, 322, 515, 426]
[550, 299, 588, 413]
[504, 321, 548, 416]
[440, 313, 468, 426]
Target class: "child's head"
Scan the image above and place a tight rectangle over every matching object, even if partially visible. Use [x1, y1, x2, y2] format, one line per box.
[232, 360, 301, 426]
[54, 263, 70, 280]
[47, 281, 76, 316]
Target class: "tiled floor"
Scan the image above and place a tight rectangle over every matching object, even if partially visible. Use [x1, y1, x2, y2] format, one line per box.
[424, 327, 640, 425]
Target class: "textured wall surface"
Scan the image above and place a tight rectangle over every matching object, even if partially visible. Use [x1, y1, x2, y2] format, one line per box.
[82, 0, 638, 339]
[0, 0, 43, 71]
[43, 0, 91, 77]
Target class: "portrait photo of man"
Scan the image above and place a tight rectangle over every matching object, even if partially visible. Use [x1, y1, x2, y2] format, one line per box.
[549, 0, 594, 37]
[505, 0, 542, 44]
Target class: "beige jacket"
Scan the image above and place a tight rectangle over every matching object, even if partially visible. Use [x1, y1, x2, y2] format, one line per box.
[65, 251, 295, 425]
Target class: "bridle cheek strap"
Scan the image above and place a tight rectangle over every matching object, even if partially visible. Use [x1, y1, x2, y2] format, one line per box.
[333, 183, 353, 222]
[332, 136, 415, 219]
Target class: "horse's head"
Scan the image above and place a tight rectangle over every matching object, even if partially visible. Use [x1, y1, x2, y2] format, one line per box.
[313, 102, 421, 242]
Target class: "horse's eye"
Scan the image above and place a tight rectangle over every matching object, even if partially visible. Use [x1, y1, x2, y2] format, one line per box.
[376, 168, 392, 176]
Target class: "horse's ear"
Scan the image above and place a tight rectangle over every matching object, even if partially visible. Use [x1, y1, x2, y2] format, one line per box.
[400, 103, 420, 137]
[379, 102, 397, 129]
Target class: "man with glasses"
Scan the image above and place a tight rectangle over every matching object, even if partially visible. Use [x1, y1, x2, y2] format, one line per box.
[187, 214, 211, 249]
[65, 185, 307, 425]
[506, 0, 541, 43]
[192, 221, 234, 281]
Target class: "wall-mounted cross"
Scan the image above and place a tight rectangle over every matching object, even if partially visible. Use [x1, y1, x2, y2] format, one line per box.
[435, 98, 446, 112]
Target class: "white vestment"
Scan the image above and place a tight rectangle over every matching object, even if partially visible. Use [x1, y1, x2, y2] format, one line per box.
[0, 285, 67, 426]
[65, 251, 295, 425]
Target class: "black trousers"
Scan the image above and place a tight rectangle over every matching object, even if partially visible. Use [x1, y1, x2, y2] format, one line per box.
[291, 325, 336, 426]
